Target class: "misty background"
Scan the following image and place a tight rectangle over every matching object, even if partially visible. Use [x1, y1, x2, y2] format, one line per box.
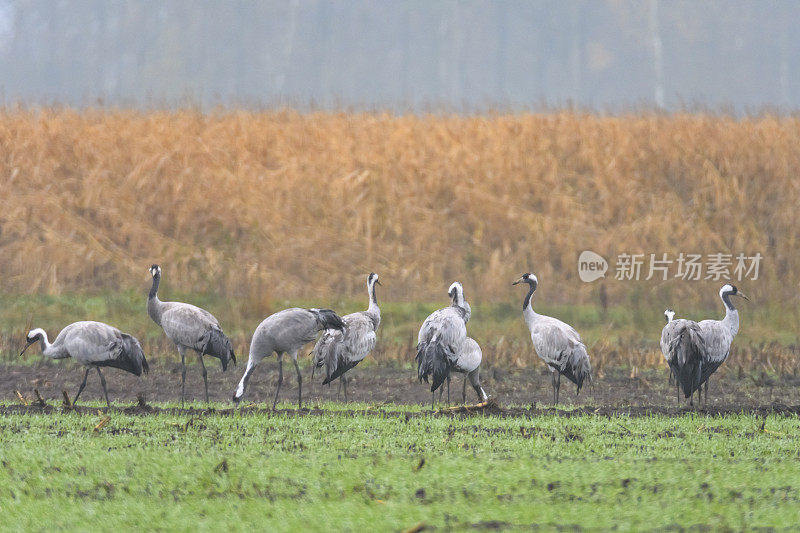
[0, 0, 797, 112]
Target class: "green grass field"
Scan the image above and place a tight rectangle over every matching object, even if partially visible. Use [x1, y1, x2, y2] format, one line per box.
[2, 403, 800, 530]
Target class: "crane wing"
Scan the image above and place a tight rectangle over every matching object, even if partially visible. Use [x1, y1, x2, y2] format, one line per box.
[530, 319, 581, 368]
[697, 320, 732, 364]
[453, 337, 482, 373]
[62, 322, 123, 364]
[160, 303, 221, 349]
[341, 313, 377, 364]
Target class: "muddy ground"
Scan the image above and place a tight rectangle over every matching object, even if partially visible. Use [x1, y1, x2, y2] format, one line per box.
[3, 358, 800, 417]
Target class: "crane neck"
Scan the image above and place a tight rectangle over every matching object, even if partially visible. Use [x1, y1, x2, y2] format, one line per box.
[365, 280, 381, 328]
[147, 274, 163, 326]
[27, 328, 62, 359]
[450, 291, 471, 323]
[367, 280, 379, 310]
[522, 283, 538, 323]
[721, 296, 739, 337]
[148, 272, 160, 299]
[721, 292, 736, 312]
[460, 301, 472, 323]
[36, 331, 52, 353]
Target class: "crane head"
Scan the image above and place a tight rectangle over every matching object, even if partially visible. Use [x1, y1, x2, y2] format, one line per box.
[149, 264, 161, 278]
[368, 272, 381, 286]
[20, 328, 45, 357]
[512, 273, 538, 291]
[664, 309, 675, 323]
[721, 283, 749, 301]
[448, 281, 463, 301]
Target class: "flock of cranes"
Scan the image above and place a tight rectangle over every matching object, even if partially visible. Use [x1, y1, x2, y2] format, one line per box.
[17, 264, 746, 410]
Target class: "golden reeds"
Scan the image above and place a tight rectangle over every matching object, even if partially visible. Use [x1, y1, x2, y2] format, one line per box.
[0, 108, 797, 315]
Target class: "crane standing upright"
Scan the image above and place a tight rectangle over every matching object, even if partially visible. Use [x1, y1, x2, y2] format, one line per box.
[147, 264, 236, 405]
[513, 273, 592, 404]
[312, 273, 381, 402]
[660, 308, 706, 406]
[416, 281, 471, 407]
[695, 284, 748, 406]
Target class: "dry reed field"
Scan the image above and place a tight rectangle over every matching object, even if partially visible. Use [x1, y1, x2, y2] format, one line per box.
[1, 109, 798, 368]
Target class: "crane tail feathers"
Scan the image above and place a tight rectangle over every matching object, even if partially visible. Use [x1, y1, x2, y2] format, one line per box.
[100, 334, 148, 376]
[561, 344, 592, 393]
[669, 323, 706, 398]
[200, 328, 236, 371]
[315, 309, 345, 332]
[416, 342, 451, 392]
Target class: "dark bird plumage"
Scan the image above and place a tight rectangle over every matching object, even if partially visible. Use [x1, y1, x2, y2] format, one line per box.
[666, 320, 706, 404]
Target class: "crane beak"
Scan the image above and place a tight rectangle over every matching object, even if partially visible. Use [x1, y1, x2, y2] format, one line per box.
[511, 277, 523, 286]
[736, 291, 750, 301]
[19, 340, 35, 357]
[375, 279, 382, 286]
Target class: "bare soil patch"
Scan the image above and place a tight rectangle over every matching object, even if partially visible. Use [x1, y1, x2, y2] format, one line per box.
[3, 359, 800, 417]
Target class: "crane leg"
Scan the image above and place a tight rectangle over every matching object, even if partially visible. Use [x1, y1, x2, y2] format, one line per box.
[292, 353, 302, 409]
[342, 375, 348, 403]
[431, 390, 435, 410]
[96, 367, 110, 408]
[446, 375, 451, 406]
[556, 372, 561, 404]
[704, 379, 709, 408]
[551, 372, 557, 405]
[198, 335, 211, 404]
[178, 345, 187, 408]
[73, 367, 91, 406]
[197, 352, 209, 404]
[462, 375, 467, 404]
[272, 354, 284, 410]
[469, 369, 487, 402]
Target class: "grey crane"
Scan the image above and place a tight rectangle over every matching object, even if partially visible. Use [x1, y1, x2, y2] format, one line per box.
[147, 264, 235, 405]
[416, 281, 471, 407]
[20, 321, 148, 407]
[233, 307, 345, 408]
[438, 337, 489, 405]
[311, 273, 381, 402]
[513, 273, 592, 404]
[695, 284, 748, 406]
[660, 308, 706, 406]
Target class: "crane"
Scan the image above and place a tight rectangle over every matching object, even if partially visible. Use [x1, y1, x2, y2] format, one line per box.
[438, 336, 488, 404]
[20, 321, 148, 408]
[147, 264, 235, 405]
[513, 273, 591, 404]
[233, 307, 344, 408]
[660, 309, 706, 406]
[416, 281, 471, 407]
[695, 284, 748, 406]
[312, 273, 381, 402]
